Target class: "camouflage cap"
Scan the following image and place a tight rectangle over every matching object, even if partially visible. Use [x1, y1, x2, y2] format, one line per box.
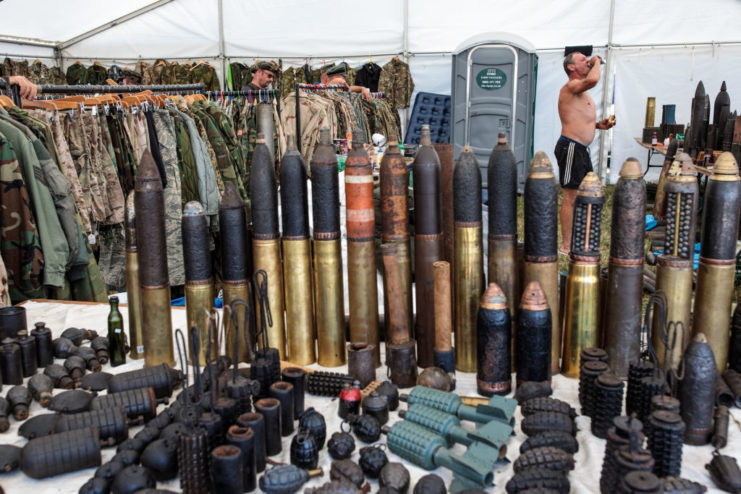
[120, 69, 142, 82]
[319, 62, 336, 74]
[325, 62, 348, 77]
[251, 60, 281, 76]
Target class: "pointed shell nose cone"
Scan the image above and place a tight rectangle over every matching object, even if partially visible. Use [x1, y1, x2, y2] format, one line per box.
[480, 283, 507, 310]
[576, 172, 604, 198]
[618, 158, 643, 179]
[520, 281, 548, 310]
[220, 182, 244, 209]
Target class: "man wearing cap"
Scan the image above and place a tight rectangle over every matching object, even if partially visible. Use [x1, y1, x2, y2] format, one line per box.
[556, 46, 615, 253]
[244, 60, 280, 91]
[120, 69, 143, 86]
[326, 62, 371, 100]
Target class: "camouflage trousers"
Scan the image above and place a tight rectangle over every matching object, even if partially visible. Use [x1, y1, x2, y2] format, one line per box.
[98, 225, 126, 292]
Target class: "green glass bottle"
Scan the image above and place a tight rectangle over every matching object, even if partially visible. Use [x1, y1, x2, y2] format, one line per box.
[108, 296, 126, 367]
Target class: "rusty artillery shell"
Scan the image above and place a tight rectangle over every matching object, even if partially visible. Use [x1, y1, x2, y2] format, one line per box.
[453, 146, 483, 372]
[679, 333, 717, 445]
[604, 158, 646, 378]
[135, 149, 174, 367]
[488, 133, 519, 336]
[477, 283, 512, 396]
[517, 281, 552, 385]
[653, 154, 698, 370]
[182, 201, 215, 366]
[692, 152, 741, 372]
[689, 81, 707, 156]
[413, 125, 443, 368]
[382, 243, 418, 388]
[653, 138, 678, 224]
[562, 172, 604, 377]
[347, 343, 376, 389]
[714, 81, 731, 150]
[252, 133, 286, 359]
[523, 152, 560, 375]
[220, 181, 251, 363]
[346, 129, 379, 365]
[381, 140, 413, 342]
[124, 193, 144, 359]
[280, 135, 315, 365]
[312, 128, 345, 367]
[432, 260, 455, 373]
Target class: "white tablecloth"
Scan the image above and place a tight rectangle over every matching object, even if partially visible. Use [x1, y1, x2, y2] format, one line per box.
[0, 300, 736, 493]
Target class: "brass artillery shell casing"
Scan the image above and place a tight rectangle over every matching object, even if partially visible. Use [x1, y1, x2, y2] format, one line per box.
[124, 193, 144, 359]
[252, 238, 285, 356]
[280, 135, 315, 365]
[223, 282, 251, 361]
[523, 151, 560, 375]
[346, 129, 379, 365]
[312, 128, 346, 367]
[692, 152, 741, 372]
[135, 150, 174, 367]
[185, 282, 214, 365]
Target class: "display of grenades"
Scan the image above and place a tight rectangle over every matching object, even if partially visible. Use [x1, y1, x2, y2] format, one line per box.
[52, 337, 78, 359]
[417, 366, 453, 391]
[61, 328, 98, 346]
[79, 476, 110, 494]
[513, 447, 575, 474]
[90, 337, 109, 365]
[80, 372, 113, 392]
[327, 430, 355, 460]
[505, 467, 571, 493]
[0, 444, 21, 473]
[44, 363, 74, 389]
[49, 389, 94, 414]
[259, 464, 323, 494]
[76, 346, 102, 372]
[375, 381, 400, 411]
[28, 373, 54, 407]
[346, 413, 380, 443]
[111, 464, 155, 494]
[8, 385, 31, 420]
[706, 451, 741, 493]
[362, 391, 389, 425]
[290, 427, 319, 470]
[515, 381, 553, 404]
[304, 480, 363, 494]
[414, 473, 446, 494]
[299, 407, 327, 449]
[64, 355, 87, 380]
[359, 445, 388, 478]
[140, 437, 179, 481]
[379, 462, 410, 494]
[18, 414, 59, 439]
[330, 459, 364, 487]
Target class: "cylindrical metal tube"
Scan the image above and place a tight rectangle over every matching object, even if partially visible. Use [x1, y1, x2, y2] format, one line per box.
[604, 159, 646, 379]
[237, 412, 266, 473]
[645, 97, 656, 127]
[312, 128, 346, 367]
[692, 152, 741, 372]
[256, 102, 275, 163]
[523, 152, 560, 375]
[211, 445, 243, 493]
[346, 129, 380, 365]
[135, 149, 174, 367]
[0, 306, 26, 341]
[254, 398, 282, 456]
[453, 146, 483, 372]
[269, 381, 295, 436]
[432, 261, 454, 373]
[653, 154, 698, 370]
[252, 135, 286, 359]
[0, 339, 23, 385]
[348, 343, 376, 389]
[280, 136, 315, 365]
[516, 281, 552, 385]
[679, 333, 717, 445]
[20, 427, 101, 479]
[17, 331, 37, 378]
[220, 182, 251, 363]
[125, 192, 145, 359]
[281, 367, 306, 418]
[178, 427, 209, 494]
[226, 425, 256, 492]
[477, 283, 511, 396]
[413, 126, 443, 368]
[182, 201, 214, 366]
[31, 322, 53, 368]
[562, 172, 604, 377]
[381, 141, 413, 337]
[487, 133, 519, 365]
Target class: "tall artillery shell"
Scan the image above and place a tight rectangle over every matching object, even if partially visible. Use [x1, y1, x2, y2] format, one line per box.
[251, 134, 286, 359]
[516, 281, 552, 384]
[713, 82, 731, 150]
[679, 334, 717, 445]
[346, 129, 379, 365]
[124, 193, 144, 360]
[413, 125, 443, 368]
[135, 149, 174, 367]
[220, 182, 251, 362]
[182, 201, 215, 366]
[312, 128, 346, 367]
[381, 140, 413, 342]
[487, 133, 519, 328]
[688, 81, 707, 156]
[653, 153, 698, 370]
[383, 243, 417, 388]
[280, 135, 315, 365]
[523, 152, 560, 375]
[453, 146, 484, 372]
[477, 283, 512, 396]
[562, 172, 604, 377]
[653, 138, 678, 224]
[692, 152, 741, 372]
[604, 159, 646, 378]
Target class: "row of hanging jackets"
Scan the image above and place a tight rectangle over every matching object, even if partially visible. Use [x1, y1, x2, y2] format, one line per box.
[0, 93, 282, 305]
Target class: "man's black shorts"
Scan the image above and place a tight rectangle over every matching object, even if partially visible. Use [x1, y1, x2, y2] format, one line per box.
[554, 136, 592, 189]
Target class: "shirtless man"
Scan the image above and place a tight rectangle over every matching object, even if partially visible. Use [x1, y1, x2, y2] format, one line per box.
[556, 50, 615, 253]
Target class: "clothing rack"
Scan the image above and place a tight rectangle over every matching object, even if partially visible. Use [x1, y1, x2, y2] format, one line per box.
[294, 83, 349, 153]
[206, 89, 281, 119]
[35, 83, 206, 94]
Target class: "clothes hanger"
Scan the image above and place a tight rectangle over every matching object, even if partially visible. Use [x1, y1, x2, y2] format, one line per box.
[0, 95, 15, 108]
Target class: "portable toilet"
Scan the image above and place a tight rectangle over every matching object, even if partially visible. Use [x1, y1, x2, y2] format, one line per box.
[451, 33, 538, 193]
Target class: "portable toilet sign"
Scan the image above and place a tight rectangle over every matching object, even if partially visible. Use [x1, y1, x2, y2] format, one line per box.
[451, 33, 538, 192]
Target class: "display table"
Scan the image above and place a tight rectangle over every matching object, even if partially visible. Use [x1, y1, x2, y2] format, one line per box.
[1, 300, 737, 493]
[634, 137, 667, 177]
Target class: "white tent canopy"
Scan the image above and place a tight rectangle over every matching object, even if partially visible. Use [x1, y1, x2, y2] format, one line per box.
[2, 0, 741, 182]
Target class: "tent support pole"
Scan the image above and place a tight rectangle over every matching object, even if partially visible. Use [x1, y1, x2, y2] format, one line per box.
[598, 0, 616, 184]
[402, 0, 410, 139]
